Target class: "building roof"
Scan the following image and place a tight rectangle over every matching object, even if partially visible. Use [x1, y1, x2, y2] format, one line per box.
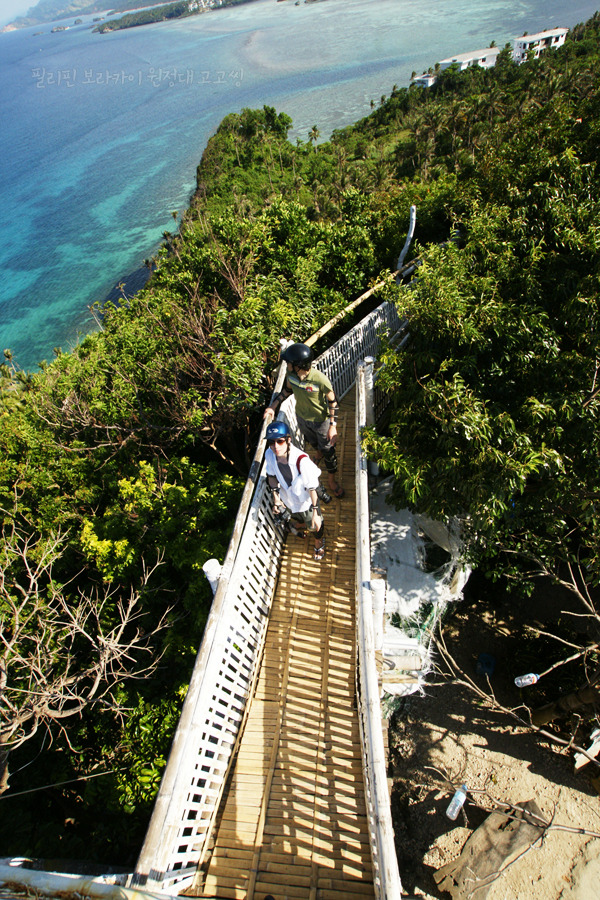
[514, 26, 568, 43]
[412, 73, 437, 86]
[439, 46, 501, 65]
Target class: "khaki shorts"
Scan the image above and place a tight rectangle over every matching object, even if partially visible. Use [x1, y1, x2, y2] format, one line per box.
[291, 504, 322, 532]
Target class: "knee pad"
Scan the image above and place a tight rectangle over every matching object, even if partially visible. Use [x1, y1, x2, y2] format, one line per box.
[323, 445, 337, 473]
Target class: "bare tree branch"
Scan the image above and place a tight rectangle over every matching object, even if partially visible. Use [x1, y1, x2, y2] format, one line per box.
[432, 626, 600, 770]
[0, 526, 172, 793]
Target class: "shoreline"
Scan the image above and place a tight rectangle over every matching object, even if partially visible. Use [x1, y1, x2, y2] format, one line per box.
[4, 0, 596, 371]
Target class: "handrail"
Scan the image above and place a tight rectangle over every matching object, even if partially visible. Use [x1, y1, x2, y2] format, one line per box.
[305, 260, 416, 350]
[356, 361, 403, 899]
[0, 864, 165, 900]
[306, 204, 417, 350]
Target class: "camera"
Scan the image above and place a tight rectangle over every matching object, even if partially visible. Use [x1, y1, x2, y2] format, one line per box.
[274, 507, 292, 527]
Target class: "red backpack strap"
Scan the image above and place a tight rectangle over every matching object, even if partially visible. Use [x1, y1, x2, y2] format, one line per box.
[296, 453, 308, 473]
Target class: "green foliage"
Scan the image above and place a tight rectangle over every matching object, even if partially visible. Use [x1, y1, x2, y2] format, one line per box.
[0, 689, 185, 864]
[80, 457, 240, 611]
[5, 10, 600, 862]
[360, 19, 600, 593]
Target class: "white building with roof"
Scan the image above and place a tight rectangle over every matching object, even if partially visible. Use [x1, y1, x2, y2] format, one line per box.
[415, 25, 569, 89]
[513, 26, 568, 62]
[439, 46, 501, 72]
[411, 73, 437, 88]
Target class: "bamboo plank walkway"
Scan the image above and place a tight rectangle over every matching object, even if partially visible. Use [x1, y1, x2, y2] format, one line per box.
[186, 389, 375, 900]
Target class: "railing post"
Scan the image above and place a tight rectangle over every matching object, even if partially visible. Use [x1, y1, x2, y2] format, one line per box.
[364, 356, 375, 428]
[356, 361, 403, 899]
[363, 356, 379, 478]
[202, 558, 222, 596]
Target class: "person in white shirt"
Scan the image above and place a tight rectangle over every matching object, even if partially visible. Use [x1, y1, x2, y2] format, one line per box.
[265, 420, 326, 560]
[264, 342, 344, 499]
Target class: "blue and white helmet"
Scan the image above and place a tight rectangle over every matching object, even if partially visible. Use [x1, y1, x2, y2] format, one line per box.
[266, 420, 291, 442]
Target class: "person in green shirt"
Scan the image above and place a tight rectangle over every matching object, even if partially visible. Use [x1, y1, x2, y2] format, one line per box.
[264, 343, 344, 499]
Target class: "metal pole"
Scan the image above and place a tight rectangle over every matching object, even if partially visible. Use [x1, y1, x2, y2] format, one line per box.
[396, 204, 417, 273]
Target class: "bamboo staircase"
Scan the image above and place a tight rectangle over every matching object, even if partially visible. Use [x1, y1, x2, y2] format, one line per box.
[186, 390, 377, 899]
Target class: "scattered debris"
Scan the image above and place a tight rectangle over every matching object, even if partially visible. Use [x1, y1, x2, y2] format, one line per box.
[433, 800, 544, 899]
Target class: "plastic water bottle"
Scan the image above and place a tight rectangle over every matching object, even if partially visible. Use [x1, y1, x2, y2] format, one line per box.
[446, 784, 467, 820]
[514, 673, 539, 688]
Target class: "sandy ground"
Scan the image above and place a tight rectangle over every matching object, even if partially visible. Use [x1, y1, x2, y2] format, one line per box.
[388, 591, 600, 900]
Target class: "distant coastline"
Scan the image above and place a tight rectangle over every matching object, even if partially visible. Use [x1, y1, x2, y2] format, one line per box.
[92, 0, 253, 34]
[1, 0, 259, 32]
[2, 0, 176, 31]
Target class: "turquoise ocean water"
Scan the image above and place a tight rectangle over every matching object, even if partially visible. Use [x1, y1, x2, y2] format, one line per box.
[1, 0, 598, 369]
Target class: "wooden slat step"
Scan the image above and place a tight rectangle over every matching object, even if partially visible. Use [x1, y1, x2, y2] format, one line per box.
[255, 796, 369, 818]
[262, 822, 369, 842]
[219, 808, 267, 825]
[318, 885, 376, 899]
[195, 887, 244, 900]
[264, 780, 366, 798]
[202, 874, 248, 892]
[207, 846, 255, 863]
[205, 855, 253, 872]
[255, 870, 314, 889]
[252, 879, 314, 899]
[261, 859, 315, 878]
[281, 834, 371, 852]
[210, 826, 259, 843]
[261, 854, 371, 876]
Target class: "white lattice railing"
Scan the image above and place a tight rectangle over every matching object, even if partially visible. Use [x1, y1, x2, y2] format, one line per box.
[319, 301, 405, 400]
[356, 361, 403, 899]
[131, 299, 405, 894]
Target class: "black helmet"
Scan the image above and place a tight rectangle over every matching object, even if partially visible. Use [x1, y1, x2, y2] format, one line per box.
[281, 343, 314, 369]
[266, 420, 291, 442]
